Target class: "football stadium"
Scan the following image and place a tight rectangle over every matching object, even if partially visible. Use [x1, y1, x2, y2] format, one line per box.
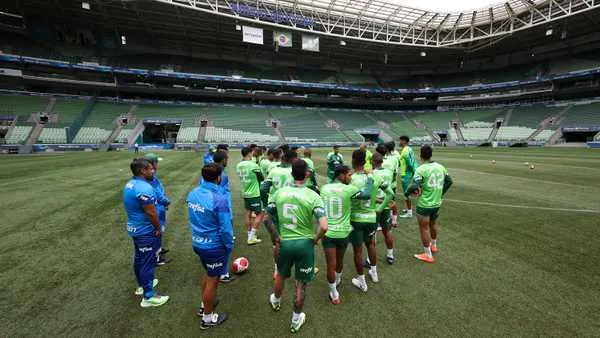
[1, 0, 600, 335]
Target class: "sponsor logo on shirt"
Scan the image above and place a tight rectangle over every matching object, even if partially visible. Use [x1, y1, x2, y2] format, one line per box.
[192, 236, 213, 244]
[138, 247, 153, 253]
[188, 202, 206, 213]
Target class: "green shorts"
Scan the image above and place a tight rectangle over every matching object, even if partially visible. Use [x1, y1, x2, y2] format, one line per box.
[401, 175, 413, 194]
[416, 206, 440, 222]
[244, 197, 262, 213]
[377, 209, 392, 231]
[322, 236, 349, 250]
[350, 222, 377, 246]
[277, 239, 315, 283]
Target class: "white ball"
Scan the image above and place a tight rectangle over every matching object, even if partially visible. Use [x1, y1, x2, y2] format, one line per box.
[232, 257, 249, 274]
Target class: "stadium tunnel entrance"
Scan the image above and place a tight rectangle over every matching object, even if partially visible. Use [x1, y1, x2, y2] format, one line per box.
[562, 126, 600, 143]
[142, 119, 182, 144]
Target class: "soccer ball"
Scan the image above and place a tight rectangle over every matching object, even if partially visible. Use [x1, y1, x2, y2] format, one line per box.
[491, 160, 496, 164]
[530, 164, 535, 170]
[232, 257, 249, 274]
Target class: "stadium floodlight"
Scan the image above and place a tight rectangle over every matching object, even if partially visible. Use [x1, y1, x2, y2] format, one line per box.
[420, 51, 427, 57]
[81, 1, 90, 10]
[236, 25, 241, 31]
[340, 40, 346, 46]
[546, 28, 553, 36]
[121, 35, 127, 45]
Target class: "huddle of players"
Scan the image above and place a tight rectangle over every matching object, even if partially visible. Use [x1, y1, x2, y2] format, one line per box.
[235, 139, 453, 333]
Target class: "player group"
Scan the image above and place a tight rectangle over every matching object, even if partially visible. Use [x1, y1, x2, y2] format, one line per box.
[122, 137, 452, 333]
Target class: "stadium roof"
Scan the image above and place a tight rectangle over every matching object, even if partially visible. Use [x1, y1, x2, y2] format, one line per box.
[156, 0, 600, 47]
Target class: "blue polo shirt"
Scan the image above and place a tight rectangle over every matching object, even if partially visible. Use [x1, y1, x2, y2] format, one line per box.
[187, 182, 234, 250]
[203, 152, 214, 165]
[123, 176, 156, 237]
[148, 174, 170, 225]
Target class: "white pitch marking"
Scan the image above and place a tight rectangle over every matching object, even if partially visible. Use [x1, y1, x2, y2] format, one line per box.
[445, 198, 600, 214]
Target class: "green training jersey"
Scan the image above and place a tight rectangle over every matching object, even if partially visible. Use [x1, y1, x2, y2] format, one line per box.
[413, 162, 449, 209]
[271, 185, 325, 241]
[303, 158, 314, 170]
[266, 165, 293, 202]
[350, 172, 381, 223]
[321, 182, 360, 238]
[326, 152, 344, 176]
[236, 160, 262, 198]
[372, 167, 394, 210]
[259, 158, 272, 177]
[400, 146, 418, 177]
[364, 150, 373, 172]
[303, 158, 316, 188]
[268, 161, 281, 174]
[382, 154, 399, 187]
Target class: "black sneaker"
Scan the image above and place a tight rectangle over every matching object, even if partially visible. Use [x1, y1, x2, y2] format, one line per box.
[219, 274, 236, 284]
[386, 256, 395, 265]
[159, 248, 170, 255]
[157, 257, 172, 266]
[200, 312, 228, 330]
[196, 298, 220, 317]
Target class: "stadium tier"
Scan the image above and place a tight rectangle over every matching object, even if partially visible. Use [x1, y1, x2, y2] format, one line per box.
[38, 127, 67, 144]
[409, 111, 456, 130]
[564, 102, 600, 125]
[461, 128, 493, 141]
[458, 110, 504, 125]
[0, 95, 48, 118]
[509, 105, 565, 129]
[176, 127, 199, 143]
[52, 98, 87, 126]
[271, 109, 341, 142]
[209, 106, 271, 135]
[204, 126, 278, 143]
[115, 128, 133, 144]
[73, 102, 130, 143]
[4, 125, 32, 144]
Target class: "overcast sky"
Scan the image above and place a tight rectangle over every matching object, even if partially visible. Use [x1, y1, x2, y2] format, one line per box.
[396, 0, 503, 12]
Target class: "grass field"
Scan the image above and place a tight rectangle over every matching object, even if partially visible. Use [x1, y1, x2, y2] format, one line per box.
[1, 147, 600, 336]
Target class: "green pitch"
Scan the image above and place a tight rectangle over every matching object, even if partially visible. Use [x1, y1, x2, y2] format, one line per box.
[1, 147, 599, 336]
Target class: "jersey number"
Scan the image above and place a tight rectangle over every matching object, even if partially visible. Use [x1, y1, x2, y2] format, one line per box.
[282, 203, 299, 230]
[324, 196, 343, 219]
[427, 173, 445, 189]
[237, 169, 249, 183]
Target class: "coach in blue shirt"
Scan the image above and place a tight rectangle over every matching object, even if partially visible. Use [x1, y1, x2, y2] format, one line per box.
[123, 158, 169, 308]
[144, 153, 172, 265]
[203, 145, 216, 165]
[188, 163, 233, 329]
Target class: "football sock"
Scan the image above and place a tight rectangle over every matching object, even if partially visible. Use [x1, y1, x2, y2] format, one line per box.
[203, 313, 213, 323]
[371, 265, 377, 273]
[335, 272, 342, 284]
[328, 282, 337, 294]
[431, 239, 437, 247]
[366, 257, 371, 265]
[407, 209, 413, 216]
[391, 215, 398, 224]
[358, 274, 366, 284]
[387, 249, 394, 258]
[292, 312, 301, 322]
[249, 229, 256, 240]
[424, 246, 432, 257]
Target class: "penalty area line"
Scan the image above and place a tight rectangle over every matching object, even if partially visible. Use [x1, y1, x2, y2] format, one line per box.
[445, 198, 600, 214]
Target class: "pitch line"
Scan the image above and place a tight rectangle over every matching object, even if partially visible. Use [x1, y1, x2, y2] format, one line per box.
[445, 198, 600, 214]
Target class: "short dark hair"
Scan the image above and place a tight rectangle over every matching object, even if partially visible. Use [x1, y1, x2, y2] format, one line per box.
[400, 135, 410, 143]
[291, 159, 308, 181]
[266, 148, 274, 156]
[272, 148, 282, 160]
[217, 144, 229, 151]
[420, 144, 433, 160]
[279, 144, 290, 151]
[202, 163, 223, 183]
[304, 148, 312, 158]
[334, 164, 350, 178]
[375, 144, 387, 155]
[372, 152, 384, 165]
[250, 144, 258, 149]
[241, 146, 252, 157]
[213, 150, 228, 164]
[385, 141, 395, 152]
[352, 149, 366, 168]
[130, 158, 152, 176]
[283, 149, 297, 163]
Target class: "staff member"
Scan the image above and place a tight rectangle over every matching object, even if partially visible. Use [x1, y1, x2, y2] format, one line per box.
[123, 158, 169, 308]
[143, 153, 172, 265]
[188, 163, 233, 329]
